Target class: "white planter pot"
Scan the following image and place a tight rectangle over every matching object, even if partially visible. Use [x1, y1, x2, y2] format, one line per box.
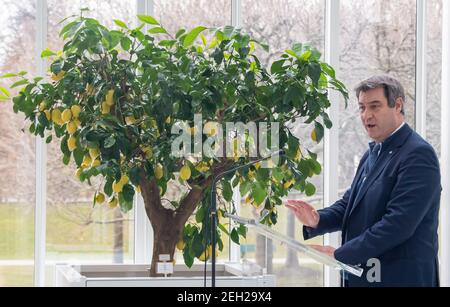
[55, 263, 276, 287]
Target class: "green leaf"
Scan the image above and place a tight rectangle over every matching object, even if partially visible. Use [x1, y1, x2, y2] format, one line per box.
[222, 180, 233, 202]
[287, 133, 300, 159]
[239, 180, 252, 196]
[62, 154, 70, 165]
[113, 19, 128, 29]
[308, 62, 322, 86]
[230, 228, 240, 245]
[45, 135, 52, 144]
[148, 27, 167, 34]
[270, 59, 285, 74]
[321, 112, 333, 129]
[305, 182, 316, 196]
[104, 178, 113, 197]
[271, 168, 284, 182]
[252, 182, 267, 205]
[195, 205, 205, 223]
[183, 248, 194, 268]
[0, 86, 10, 97]
[137, 15, 159, 25]
[285, 49, 299, 59]
[121, 184, 135, 203]
[40, 48, 56, 58]
[314, 121, 324, 143]
[129, 167, 141, 186]
[1, 73, 18, 79]
[11, 79, 28, 88]
[120, 36, 132, 51]
[237, 224, 247, 238]
[73, 147, 84, 166]
[183, 26, 207, 47]
[218, 223, 230, 235]
[104, 135, 116, 148]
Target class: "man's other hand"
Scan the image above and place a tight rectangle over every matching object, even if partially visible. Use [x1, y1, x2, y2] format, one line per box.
[308, 245, 336, 259]
[285, 200, 320, 228]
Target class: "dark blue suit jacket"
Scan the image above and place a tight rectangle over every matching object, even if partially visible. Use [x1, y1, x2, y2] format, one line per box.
[304, 123, 441, 287]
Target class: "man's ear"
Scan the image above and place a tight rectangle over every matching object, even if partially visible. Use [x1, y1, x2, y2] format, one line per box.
[395, 97, 404, 113]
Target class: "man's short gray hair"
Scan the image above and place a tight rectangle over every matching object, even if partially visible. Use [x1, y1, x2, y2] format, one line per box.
[355, 75, 406, 115]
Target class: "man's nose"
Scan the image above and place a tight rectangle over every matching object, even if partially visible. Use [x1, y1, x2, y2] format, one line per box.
[361, 108, 373, 121]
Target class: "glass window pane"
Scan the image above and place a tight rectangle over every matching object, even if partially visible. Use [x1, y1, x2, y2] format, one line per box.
[154, 0, 231, 35]
[0, 0, 36, 287]
[339, 0, 417, 191]
[152, 0, 232, 265]
[241, 0, 325, 287]
[426, 0, 442, 156]
[45, 1, 136, 285]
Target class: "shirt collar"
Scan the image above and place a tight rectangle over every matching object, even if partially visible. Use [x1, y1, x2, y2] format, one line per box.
[369, 122, 406, 152]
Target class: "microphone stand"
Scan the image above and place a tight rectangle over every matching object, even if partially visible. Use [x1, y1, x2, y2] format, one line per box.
[210, 150, 285, 287]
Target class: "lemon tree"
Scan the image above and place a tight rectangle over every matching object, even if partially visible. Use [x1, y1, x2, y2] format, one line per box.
[2, 13, 347, 276]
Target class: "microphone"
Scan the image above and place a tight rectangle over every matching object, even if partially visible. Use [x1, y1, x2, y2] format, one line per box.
[209, 149, 286, 287]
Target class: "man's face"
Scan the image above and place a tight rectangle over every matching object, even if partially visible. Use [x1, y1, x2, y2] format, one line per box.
[358, 87, 403, 143]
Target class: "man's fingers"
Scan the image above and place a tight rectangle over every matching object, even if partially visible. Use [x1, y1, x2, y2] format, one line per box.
[287, 199, 314, 210]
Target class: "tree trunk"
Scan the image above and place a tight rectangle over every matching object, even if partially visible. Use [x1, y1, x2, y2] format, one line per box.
[149, 218, 183, 276]
[138, 161, 231, 276]
[139, 172, 205, 277]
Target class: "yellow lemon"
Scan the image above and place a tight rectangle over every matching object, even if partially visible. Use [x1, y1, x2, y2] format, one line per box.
[125, 116, 136, 125]
[71, 105, 81, 118]
[108, 197, 118, 208]
[204, 122, 218, 137]
[283, 179, 295, 190]
[295, 149, 302, 161]
[95, 192, 105, 204]
[255, 162, 261, 170]
[112, 181, 123, 193]
[195, 162, 209, 173]
[75, 168, 83, 179]
[180, 165, 191, 181]
[101, 101, 110, 114]
[73, 118, 81, 127]
[106, 89, 115, 106]
[89, 148, 100, 160]
[311, 129, 318, 142]
[61, 109, 72, 123]
[86, 83, 95, 96]
[66, 121, 77, 135]
[176, 240, 185, 250]
[142, 146, 153, 159]
[67, 135, 77, 152]
[155, 163, 163, 179]
[165, 116, 171, 124]
[39, 101, 46, 112]
[44, 110, 51, 121]
[91, 159, 101, 167]
[51, 70, 65, 82]
[51, 109, 62, 125]
[81, 155, 92, 169]
[119, 175, 129, 185]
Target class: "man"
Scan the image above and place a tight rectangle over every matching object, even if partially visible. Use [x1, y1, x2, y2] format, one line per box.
[287, 75, 441, 287]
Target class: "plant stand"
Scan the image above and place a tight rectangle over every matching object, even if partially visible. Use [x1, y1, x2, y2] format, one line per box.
[55, 263, 276, 287]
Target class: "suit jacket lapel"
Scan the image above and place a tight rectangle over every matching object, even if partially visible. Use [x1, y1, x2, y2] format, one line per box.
[347, 123, 413, 219]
